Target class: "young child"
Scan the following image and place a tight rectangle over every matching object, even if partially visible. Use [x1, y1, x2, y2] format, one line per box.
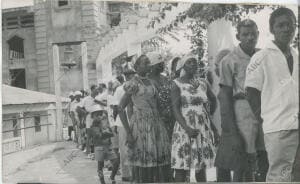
[90, 105, 120, 184]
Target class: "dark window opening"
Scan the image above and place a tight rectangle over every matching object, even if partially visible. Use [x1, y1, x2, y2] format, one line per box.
[6, 16, 18, 29]
[9, 69, 26, 89]
[3, 14, 34, 29]
[12, 118, 20, 137]
[58, 0, 69, 7]
[109, 13, 121, 27]
[108, 3, 121, 27]
[8, 36, 24, 60]
[109, 3, 120, 12]
[20, 15, 34, 28]
[34, 116, 41, 132]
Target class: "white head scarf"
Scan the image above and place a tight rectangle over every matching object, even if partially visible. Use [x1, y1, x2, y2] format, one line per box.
[146, 51, 165, 66]
[175, 53, 198, 77]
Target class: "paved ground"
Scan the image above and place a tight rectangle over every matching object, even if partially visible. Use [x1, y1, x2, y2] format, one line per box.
[3, 141, 121, 184]
[3, 141, 216, 184]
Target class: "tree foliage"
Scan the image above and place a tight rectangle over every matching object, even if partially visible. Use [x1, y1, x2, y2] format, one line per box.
[148, 3, 282, 63]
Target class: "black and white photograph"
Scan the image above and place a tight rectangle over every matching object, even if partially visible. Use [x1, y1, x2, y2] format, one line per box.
[0, 0, 299, 183]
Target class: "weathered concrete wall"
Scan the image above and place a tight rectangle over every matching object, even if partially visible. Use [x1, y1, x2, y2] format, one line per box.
[24, 111, 49, 147]
[49, 1, 82, 43]
[2, 0, 133, 95]
[35, 0, 85, 95]
[58, 45, 84, 96]
[2, 26, 38, 91]
[34, 0, 51, 93]
[41, 0, 104, 93]
[2, 114, 19, 140]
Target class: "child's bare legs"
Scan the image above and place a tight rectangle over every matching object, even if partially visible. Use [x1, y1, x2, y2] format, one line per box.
[110, 148, 120, 183]
[98, 161, 105, 184]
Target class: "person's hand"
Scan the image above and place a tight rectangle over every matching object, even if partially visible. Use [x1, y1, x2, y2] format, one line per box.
[126, 133, 136, 149]
[213, 131, 220, 146]
[185, 126, 199, 138]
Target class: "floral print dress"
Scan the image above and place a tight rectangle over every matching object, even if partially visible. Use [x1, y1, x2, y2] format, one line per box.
[123, 76, 171, 167]
[171, 78, 216, 170]
[153, 76, 175, 139]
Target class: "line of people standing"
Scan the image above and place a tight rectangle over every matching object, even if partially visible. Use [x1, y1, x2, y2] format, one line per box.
[66, 7, 298, 183]
[215, 7, 298, 182]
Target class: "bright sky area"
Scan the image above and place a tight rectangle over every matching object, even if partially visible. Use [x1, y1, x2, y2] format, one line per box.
[1, 0, 298, 55]
[2, 0, 299, 9]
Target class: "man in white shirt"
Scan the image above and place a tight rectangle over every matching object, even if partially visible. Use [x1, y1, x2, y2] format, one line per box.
[70, 91, 83, 147]
[95, 83, 108, 111]
[245, 7, 298, 182]
[114, 69, 135, 182]
[78, 85, 99, 157]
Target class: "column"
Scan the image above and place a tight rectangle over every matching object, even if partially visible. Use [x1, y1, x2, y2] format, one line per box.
[19, 112, 26, 148]
[81, 42, 89, 90]
[52, 44, 63, 141]
[47, 104, 57, 142]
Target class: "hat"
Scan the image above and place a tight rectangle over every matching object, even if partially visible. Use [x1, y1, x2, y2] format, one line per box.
[68, 91, 74, 97]
[123, 62, 136, 75]
[176, 53, 197, 71]
[74, 91, 82, 96]
[90, 104, 104, 113]
[146, 51, 165, 66]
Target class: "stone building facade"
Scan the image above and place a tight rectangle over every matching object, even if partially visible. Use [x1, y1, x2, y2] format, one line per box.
[2, 0, 138, 96]
[2, 1, 190, 96]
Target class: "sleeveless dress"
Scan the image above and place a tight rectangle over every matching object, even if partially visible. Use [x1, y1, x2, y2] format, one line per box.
[151, 76, 175, 139]
[171, 78, 216, 170]
[123, 76, 171, 182]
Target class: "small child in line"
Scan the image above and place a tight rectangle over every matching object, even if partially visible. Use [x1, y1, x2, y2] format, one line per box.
[90, 105, 120, 184]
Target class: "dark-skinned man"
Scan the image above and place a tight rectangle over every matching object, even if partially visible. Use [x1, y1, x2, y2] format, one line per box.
[216, 19, 268, 182]
[245, 8, 298, 182]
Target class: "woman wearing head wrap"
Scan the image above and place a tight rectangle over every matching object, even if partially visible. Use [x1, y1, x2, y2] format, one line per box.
[148, 52, 175, 139]
[118, 54, 171, 183]
[148, 51, 174, 181]
[170, 54, 218, 182]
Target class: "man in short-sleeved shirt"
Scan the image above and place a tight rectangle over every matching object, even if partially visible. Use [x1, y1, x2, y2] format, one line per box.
[245, 8, 298, 182]
[78, 85, 99, 156]
[218, 19, 267, 182]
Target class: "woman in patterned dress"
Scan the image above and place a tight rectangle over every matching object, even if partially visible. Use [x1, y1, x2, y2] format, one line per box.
[118, 54, 171, 183]
[148, 52, 175, 140]
[170, 55, 218, 182]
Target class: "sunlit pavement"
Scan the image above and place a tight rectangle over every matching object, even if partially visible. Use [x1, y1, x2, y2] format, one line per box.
[3, 141, 216, 184]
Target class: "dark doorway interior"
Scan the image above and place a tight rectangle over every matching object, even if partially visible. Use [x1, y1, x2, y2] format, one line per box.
[9, 69, 26, 89]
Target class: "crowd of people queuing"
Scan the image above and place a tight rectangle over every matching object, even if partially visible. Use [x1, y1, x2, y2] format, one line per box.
[66, 7, 299, 183]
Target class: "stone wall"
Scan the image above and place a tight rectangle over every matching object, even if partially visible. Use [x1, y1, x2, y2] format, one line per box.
[34, 0, 51, 93]
[2, 24, 38, 91]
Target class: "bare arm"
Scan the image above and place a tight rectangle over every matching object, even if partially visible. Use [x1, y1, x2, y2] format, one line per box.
[206, 85, 217, 115]
[94, 99, 107, 106]
[126, 100, 133, 120]
[171, 82, 198, 137]
[118, 93, 133, 136]
[171, 83, 188, 130]
[218, 85, 238, 134]
[246, 87, 262, 123]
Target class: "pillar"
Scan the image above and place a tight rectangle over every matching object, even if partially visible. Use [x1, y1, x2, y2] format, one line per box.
[81, 42, 89, 90]
[19, 112, 26, 148]
[47, 104, 57, 142]
[52, 44, 63, 141]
